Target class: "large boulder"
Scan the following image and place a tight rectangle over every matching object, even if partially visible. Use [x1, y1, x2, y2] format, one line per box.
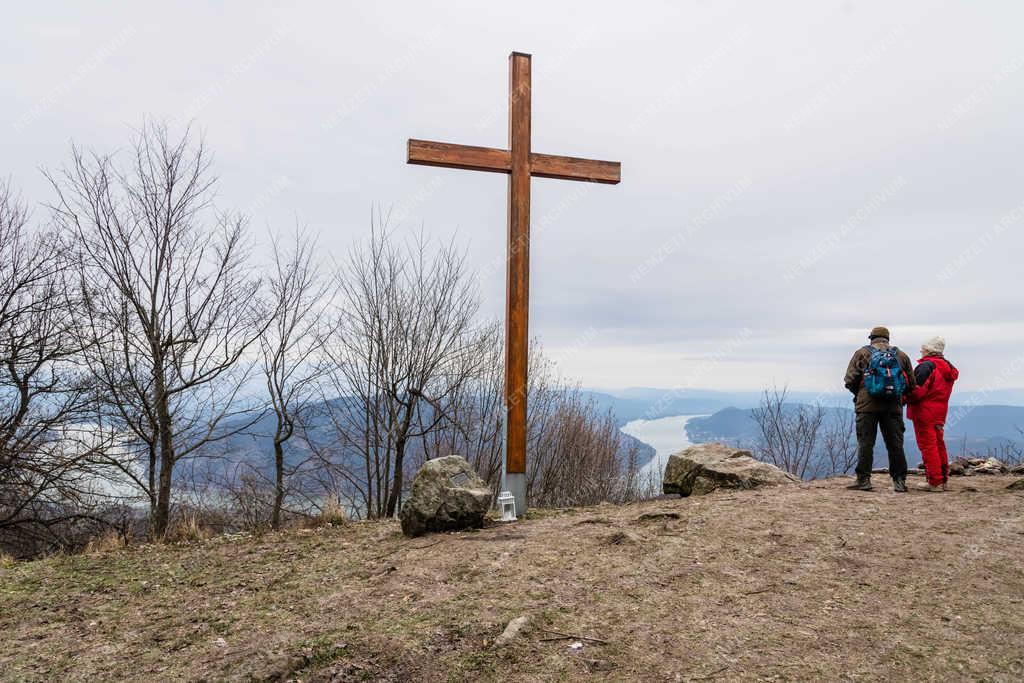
[662, 443, 799, 497]
[400, 456, 492, 537]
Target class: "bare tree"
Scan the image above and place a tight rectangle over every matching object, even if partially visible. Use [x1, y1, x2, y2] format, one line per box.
[413, 320, 504, 486]
[0, 179, 108, 555]
[308, 218, 482, 518]
[821, 407, 857, 475]
[48, 123, 265, 538]
[258, 227, 329, 528]
[751, 386, 826, 479]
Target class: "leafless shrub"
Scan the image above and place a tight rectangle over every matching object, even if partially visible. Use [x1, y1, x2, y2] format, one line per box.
[821, 407, 857, 475]
[213, 466, 278, 532]
[399, 327, 648, 508]
[526, 350, 645, 507]
[976, 436, 1023, 467]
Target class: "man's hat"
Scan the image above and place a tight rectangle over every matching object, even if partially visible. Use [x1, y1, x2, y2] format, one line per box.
[869, 326, 890, 340]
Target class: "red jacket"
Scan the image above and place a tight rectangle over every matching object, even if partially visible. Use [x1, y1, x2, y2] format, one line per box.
[907, 354, 958, 425]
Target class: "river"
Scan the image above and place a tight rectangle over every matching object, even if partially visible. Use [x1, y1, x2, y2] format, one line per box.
[620, 414, 706, 488]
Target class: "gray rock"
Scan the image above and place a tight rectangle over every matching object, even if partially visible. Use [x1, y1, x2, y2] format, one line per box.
[662, 443, 799, 497]
[494, 615, 530, 646]
[400, 455, 492, 537]
[972, 457, 1007, 475]
[1007, 478, 1024, 491]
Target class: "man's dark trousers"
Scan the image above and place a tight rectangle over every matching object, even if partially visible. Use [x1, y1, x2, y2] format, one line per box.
[855, 411, 907, 480]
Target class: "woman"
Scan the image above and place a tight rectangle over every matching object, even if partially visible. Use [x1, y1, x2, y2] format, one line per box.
[906, 337, 959, 491]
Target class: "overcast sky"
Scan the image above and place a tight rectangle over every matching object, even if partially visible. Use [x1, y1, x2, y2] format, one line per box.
[4, 1, 1023, 394]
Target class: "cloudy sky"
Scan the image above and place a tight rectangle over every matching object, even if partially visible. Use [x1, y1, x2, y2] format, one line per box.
[4, 1, 1023, 394]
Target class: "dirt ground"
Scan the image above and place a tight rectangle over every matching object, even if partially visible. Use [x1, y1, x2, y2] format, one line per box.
[2, 476, 1022, 682]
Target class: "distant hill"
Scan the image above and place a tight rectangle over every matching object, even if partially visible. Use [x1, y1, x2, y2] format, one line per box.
[686, 404, 1024, 463]
[581, 390, 732, 425]
[206, 392, 1024, 479]
[598, 385, 1024, 417]
[206, 394, 656, 478]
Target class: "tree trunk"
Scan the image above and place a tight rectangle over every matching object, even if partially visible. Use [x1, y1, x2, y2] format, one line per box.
[147, 442, 157, 517]
[384, 436, 405, 518]
[151, 362, 176, 539]
[153, 450, 173, 538]
[271, 438, 285, 529]
[384, 401, 416, 517]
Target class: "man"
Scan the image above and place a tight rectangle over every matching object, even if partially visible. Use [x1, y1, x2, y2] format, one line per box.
[907, 336, 959, 492]
[843, 326, 916, 492]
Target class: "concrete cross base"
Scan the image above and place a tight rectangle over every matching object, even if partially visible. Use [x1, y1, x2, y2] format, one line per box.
[504, 472, 526, 518]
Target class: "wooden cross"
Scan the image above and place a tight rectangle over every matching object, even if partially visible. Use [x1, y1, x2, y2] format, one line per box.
[406, 51, 620, 514]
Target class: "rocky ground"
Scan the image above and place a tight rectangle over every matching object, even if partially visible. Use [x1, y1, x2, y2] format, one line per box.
[1, 476, 1022, 682]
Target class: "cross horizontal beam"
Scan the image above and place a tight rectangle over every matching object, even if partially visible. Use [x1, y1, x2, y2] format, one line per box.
[407, 139, 621, 184]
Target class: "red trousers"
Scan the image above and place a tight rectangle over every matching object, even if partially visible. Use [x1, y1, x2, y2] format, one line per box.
[913, 420, 949, 486]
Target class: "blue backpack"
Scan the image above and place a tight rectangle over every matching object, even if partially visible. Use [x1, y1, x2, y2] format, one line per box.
[863, 345, 908, 399]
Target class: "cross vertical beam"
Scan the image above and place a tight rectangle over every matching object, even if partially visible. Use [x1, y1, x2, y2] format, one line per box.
[504, 52, 531, 512]
[405, 51, 620, 517]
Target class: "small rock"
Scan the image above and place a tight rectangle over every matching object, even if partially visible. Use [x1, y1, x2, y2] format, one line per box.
[584, 659, 615, 672]
[973, 458, 1007, 475]
[602, 530, 642, 546]
[636, 511, 681, 523]
[215, 637, 227, 647]
[1007, 479, 1024, 491]
[569, 642, 584, 651]
[494, 615, 530, 646]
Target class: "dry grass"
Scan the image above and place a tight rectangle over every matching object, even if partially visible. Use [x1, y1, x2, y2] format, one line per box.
[163, 513, 214, 544]
[83, 529, 127, 555]
[1, 476, 1022, 681]
[305, 496, 349, 528]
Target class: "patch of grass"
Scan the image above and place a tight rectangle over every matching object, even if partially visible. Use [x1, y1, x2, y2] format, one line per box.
[304, 636, 350, 668]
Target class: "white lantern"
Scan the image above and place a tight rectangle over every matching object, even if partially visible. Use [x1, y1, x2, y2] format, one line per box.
[497, 490, 517, 522]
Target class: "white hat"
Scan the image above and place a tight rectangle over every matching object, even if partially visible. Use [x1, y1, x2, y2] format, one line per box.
[921, 336, 946, 355]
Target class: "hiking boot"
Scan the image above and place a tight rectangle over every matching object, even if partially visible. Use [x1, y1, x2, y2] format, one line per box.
[846, 477, 873, 491]
[893, 477, 908, 493]
[915, 483, 943, 492]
